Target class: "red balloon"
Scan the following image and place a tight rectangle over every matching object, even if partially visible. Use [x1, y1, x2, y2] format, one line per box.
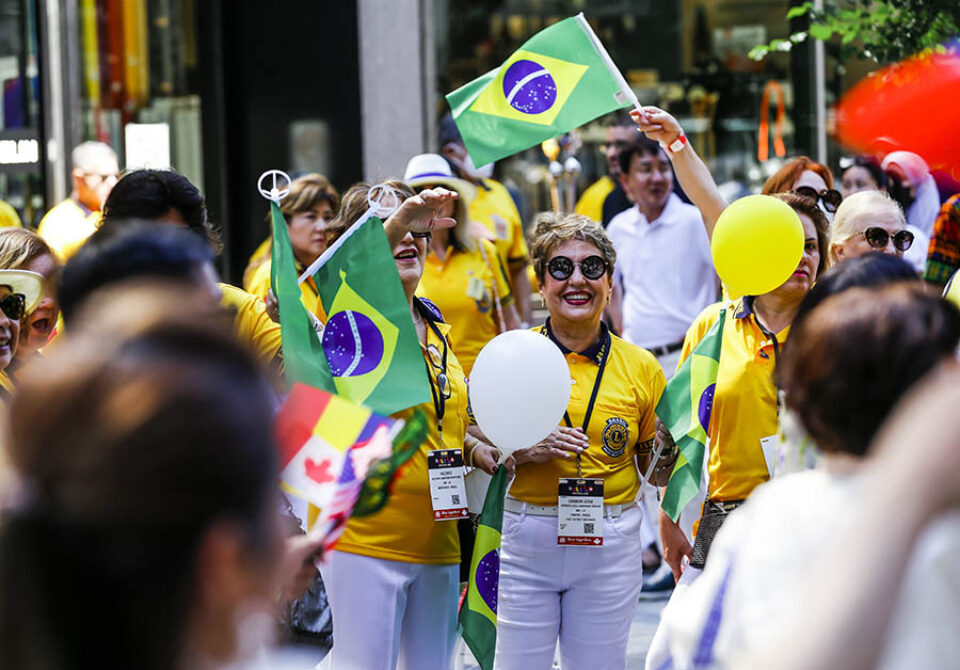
[834, 50, 960, 181]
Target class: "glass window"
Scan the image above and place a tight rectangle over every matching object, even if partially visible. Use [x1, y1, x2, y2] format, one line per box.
[77, 0, 204, 191]
[0, 0, 45, 227]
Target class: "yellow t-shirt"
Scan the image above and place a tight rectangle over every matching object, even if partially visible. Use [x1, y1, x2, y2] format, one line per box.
[679, 299, 788, 504]
[0, 201, 22, 229]
[218, 283, 282, 363]
[335, 307, 468, 564]
[416, 239, 512, 376]
[245, 259, 320, 315]
[510, 322, 665, 505]
[575, 176, 615, 224]
[243, 236, 272, 291]
[469, 178, 529, 277]
[37, 199, 101, 262]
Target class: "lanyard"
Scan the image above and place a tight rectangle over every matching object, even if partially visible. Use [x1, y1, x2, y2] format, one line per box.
[541, 325, 611, 479]
[421, 309, 449, 437]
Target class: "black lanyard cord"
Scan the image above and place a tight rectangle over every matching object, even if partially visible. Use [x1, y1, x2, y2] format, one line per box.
[421, 309, 449, 436]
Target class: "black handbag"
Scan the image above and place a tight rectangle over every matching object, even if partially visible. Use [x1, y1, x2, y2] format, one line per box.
[689, 499, 744, 569]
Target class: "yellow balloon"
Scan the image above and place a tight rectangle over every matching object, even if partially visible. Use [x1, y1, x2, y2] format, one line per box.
[711, 195, 805, 297]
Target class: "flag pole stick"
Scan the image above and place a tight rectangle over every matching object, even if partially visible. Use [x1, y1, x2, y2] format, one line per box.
[575, 13, 648, 121]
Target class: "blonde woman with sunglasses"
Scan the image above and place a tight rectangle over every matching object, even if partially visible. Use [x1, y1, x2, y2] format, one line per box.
[0, 269, 43, 398]
[829, 190, 915, 267]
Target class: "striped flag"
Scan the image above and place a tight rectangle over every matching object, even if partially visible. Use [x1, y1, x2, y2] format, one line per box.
[659, 309, 725, 522]
[459, 467, 509, 670]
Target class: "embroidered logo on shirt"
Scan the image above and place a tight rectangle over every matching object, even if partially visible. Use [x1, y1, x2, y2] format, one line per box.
[601, 417, 629, 457]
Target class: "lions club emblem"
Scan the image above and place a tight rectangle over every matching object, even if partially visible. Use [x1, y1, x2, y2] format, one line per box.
[601, 417, 629, 457]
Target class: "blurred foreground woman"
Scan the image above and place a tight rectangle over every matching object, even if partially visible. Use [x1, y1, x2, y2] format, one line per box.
[0, 308, 284, 670]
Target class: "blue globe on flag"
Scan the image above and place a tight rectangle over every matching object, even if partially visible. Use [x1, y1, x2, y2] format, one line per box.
[322, 310, 385, 377]
[502, 59, 558, 114]
[698, 383, 716, 431]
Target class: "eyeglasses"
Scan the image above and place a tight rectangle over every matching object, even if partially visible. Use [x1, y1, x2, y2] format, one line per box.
[794, 186, 844, 213]
[857, 227, 914, 252]
[546, 255, 609, 281]
[0, 293, 25, 321]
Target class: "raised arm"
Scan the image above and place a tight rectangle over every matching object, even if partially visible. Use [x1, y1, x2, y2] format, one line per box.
[631, 107, 727, 238]
[382, 187, 459, 251]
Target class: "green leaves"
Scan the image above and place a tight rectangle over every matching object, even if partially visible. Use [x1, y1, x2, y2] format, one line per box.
[751, 0, 960, 64]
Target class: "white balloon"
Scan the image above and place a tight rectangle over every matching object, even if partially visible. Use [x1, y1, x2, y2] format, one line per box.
[469, 330, 571, 458]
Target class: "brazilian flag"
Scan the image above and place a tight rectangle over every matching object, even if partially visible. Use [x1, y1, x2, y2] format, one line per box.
[309, 214, 431, 417]
[446, 13, 633, 167]
[659, 309, 726, 522]
[460, 467, 509, 670]
[271, 200, 336, 393]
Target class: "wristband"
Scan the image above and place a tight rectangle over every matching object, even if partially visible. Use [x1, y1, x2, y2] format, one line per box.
[661, 133, 688, 154]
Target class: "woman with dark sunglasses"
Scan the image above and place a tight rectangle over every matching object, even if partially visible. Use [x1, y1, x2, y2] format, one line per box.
[320, 180, 502, 670]
[829, 190, 915, 266]
[0, 269, 43, 398]
[494, 212, 674, 670]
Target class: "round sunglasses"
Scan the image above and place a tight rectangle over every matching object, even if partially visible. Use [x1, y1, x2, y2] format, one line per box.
[546, 255, 609, 281]
[794, 186, 843, 213]
[857, 227, 914, 252]
[0, 293, 25, 321]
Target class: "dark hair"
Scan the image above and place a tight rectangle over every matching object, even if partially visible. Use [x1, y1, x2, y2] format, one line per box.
[792, 253, 918, 328]
[0, 319, 278, 670]
[781, 283, 960, 456]
[102, 169, 223, 253]
[439, 113, 463, 148]
[618, 136, 667, 176]
[59, 222, 215, 324]
[842, 156, 887, 190]
[772, 192, 830, 277]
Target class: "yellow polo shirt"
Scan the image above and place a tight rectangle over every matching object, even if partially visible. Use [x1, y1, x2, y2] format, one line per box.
[243, 236, 272, 291]
[416, 239, 512, 376]
[335, 304, 468, 564]
[245, 259, 320, 315]
[510, 322, 665, 505]
[218, 283, 282, 364]
[37, 199, 101, 262]
[470, 178, 529, 277]
[575, 176, 615, 224]
[680, 299, 788, 504]
[0, 201, 22, 229]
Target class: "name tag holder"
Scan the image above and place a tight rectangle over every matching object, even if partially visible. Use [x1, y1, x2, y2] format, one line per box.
[427, 449, 469, 521]
[558, 478, 604, 546]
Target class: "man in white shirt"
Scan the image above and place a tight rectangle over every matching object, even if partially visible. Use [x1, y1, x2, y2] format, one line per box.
[607, 136, 716, 378]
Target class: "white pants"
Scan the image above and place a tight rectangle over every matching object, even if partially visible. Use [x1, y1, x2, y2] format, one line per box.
[494, 505, 644, 670]
[319, 551, 459, 670]
[644, 565, 703, 670]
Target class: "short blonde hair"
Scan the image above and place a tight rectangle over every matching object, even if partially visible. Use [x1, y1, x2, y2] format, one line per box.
[280, 173, 339, 219]
[530, 212, 616, 282]
[829, 190, 906, 263]
[0, 228, 56, 271]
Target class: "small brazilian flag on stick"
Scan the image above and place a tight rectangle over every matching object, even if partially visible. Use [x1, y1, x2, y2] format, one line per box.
[460, 467, 509, 670]
[446, 13, 637, 167]
[300, 210, 431, 417]
[659, 309, 726, 523]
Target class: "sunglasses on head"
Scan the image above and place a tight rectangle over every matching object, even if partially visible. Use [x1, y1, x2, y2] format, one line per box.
[794, 186, 843, 213]
[858, 227, 914, 252]
[0, 293, 25, 321]
[546, 255, 609, 281]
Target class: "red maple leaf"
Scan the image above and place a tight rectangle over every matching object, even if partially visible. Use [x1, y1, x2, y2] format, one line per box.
[305, 458, 336, 484]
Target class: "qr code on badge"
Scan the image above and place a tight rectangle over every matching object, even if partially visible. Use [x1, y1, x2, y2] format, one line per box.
[584, 522, 595, 534]
[452, 495, 461, 505]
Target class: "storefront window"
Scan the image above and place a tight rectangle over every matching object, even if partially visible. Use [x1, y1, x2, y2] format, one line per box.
[434, 0, 875, 223]
[77, 0, 204, 191]
[0, 0, 45, 227]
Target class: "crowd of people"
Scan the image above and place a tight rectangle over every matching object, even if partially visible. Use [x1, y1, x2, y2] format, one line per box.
[0, 99, 958, 670]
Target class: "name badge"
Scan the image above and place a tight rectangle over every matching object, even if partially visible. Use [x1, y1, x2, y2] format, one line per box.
[466, 275, 486, 301]
[428, 449, 469, 521]
[557, 478, 604, 546]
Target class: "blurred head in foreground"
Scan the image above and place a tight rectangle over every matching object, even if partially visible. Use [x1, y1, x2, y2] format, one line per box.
[0, 296, 282, 670]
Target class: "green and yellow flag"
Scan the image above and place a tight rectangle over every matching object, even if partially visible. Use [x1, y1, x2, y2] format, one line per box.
[659, 309, 726, 522]
[446, 13, 634, 166]
[271, 200, 336, 392]
[307, 213, 431, 417]
[460, 467, 509, 670]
